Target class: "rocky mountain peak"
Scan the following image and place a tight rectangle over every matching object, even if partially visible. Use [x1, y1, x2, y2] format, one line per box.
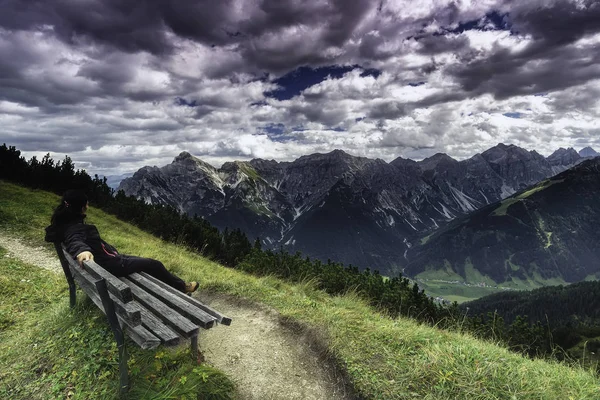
[547, 147, 581, 166]
[175, 151, 193, 160]
[172, 151, 217, 173]
[418, 153, 457, 171]
[579, 146, 600, 158]
[119, 143, 592, 277]
[482, 143, 537, 163]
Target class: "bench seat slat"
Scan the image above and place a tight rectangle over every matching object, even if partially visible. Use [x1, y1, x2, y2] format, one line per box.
[61, 247, 133, 303]
[134, 300, 181, 346]
[120, 277, 199, 339]
[139, 272, 232, 326]
[128, 273, 216, 329]
[122, 321, 162, 350]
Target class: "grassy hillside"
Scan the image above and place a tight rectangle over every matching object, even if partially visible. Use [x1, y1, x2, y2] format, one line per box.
[1, 180, 600, 399]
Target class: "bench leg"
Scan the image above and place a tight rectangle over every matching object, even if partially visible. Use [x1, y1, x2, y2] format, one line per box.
[191, 335, 198, 362]
[116, 337, 129, 395]
[54, 243, 77, 308]
[68, 283, 77, 308]
[95, 279, 129, 394]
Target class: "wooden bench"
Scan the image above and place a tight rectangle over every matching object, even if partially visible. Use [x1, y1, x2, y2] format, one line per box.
[53, 243, 231, 394]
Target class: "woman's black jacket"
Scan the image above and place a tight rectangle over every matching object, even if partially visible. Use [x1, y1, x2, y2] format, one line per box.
[45, 218, 121, 268]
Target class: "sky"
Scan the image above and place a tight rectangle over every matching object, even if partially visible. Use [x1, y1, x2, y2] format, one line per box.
[1, 0, 599, 176]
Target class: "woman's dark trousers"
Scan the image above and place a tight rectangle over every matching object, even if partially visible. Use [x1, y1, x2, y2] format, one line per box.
[102, 255, 186, 292]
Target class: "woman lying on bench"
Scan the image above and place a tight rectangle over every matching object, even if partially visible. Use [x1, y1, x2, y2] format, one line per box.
[45, 189, 199, 294]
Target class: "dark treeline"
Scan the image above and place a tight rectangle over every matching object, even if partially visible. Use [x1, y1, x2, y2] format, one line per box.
[239, 246, 443, 321]
[461, 281, 600, 362]
[0, 143, 588, 366]
[462, 281, 600, 327]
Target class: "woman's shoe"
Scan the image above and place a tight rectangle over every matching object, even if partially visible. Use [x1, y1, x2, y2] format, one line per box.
[185, 281, 199, 293]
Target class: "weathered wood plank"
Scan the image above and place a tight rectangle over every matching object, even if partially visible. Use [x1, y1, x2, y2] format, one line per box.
[120, 277, 199, 339]
[128, 273, 216, 329]
[134, 300, 181, 346]
[123, 322, 161, 350]
[61, 247, 132, 303]
[74, 275, 160, 349]
[138, 272, 232, 326]
[70, 264, 141, 326]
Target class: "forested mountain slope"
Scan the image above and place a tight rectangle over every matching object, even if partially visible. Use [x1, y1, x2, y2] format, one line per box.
[406, 158, 600, 285]
[461, 281, 600, 327]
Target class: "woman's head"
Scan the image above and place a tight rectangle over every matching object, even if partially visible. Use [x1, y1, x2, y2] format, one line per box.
[51, 189, 88, 225]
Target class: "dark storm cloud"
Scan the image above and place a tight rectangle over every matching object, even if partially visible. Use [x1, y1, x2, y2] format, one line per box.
[447, 0, 600, 100]
[0, 0, 239, 55]
[76, 55, 136, 86]
[510, 0, 600, 47]
[0, 0, 377, 73]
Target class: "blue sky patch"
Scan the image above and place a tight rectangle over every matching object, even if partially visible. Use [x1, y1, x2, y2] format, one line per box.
[360, 68, 382, 78]
[440, 11, 510, 35]
[260, 123, 294, 143]
[262, 123, 285, 135]
[265, 65, 381, 101]
[503, 112, 522, 119]
[175, 97, 198, 107]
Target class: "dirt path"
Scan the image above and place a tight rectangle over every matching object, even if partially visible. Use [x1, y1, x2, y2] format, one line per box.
[0, 235, 62, 273]
[196, 293, 351, 400]
[0, 233, 353, 400]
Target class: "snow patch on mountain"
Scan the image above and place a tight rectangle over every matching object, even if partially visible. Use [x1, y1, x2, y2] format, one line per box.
[447, 183, 478, 212]
[500, 183, 515, 199]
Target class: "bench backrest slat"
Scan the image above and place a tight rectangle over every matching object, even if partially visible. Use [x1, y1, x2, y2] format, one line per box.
[71, 271, 160, 349]
[61, 246, 133, 303]
[120, 277, 199, 339]
[128, 273, 217, 329]
[70, 267, 142, 327]
[138, 272, 232, 326]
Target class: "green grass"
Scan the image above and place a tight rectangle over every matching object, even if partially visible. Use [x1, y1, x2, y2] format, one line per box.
[492, 198, 521, 216]
[463, 258, 497, 287]
[416, 260, 464, 281]
[420, 233, 433, 245]
[516, 179, 564, 200]
[416, 280, 506, 304]
[236, 162, 260, 181]
[492, 179, 564, 217]
[2, 180, 600, 399]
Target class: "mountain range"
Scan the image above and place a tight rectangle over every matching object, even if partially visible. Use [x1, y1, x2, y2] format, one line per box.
[118, 144, 598, 280]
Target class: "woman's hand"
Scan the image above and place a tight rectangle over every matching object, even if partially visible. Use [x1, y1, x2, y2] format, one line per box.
[76, 251, 94, 267]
